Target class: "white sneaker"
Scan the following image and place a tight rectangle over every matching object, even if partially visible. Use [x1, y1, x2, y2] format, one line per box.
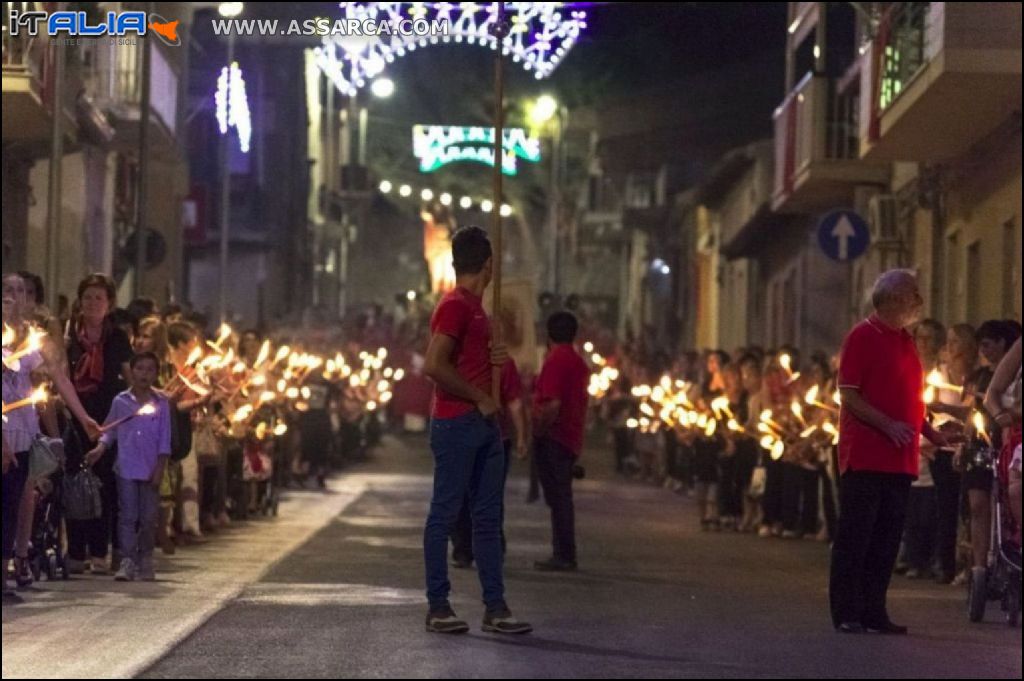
[114, 558, 136, 582]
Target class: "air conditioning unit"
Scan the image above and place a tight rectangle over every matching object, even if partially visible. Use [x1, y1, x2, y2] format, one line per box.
[868, 194, 900, 243]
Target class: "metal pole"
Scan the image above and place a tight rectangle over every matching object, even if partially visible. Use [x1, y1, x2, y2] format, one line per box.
[218, 32, 235, 324]
[135, 12, 153, 299]
[490, 2, 507, 404]
[45, 26, 65, 312]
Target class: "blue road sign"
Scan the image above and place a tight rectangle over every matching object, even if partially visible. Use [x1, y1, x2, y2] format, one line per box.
[817, 210, 870, 263]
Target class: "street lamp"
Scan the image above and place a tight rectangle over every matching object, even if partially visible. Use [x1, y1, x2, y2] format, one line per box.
[528, 94, 558, 128]
[370, 77, 395, 99]
[528, 94, 565, 295]
[218, 2, 244, 323]
[218, 2, 244, 17]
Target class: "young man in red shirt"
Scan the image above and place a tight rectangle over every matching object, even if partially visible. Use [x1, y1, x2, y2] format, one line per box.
[422, 226, 532, 635]
[533, 311, 590, 572]
[830, 270, 953, 635]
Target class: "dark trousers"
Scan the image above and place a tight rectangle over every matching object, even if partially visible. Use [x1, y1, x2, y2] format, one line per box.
[535, 437, 576, 563]
[612, 428, 631, 475]
[904, 486, 938, 571]
[67, 452, 118, 561]
[2, 452, 30, 561]
[761, 459, 785, 526]
[718, 454, 742, 518]
[830, 471, 912, 628]
[820, 465, 839, 541]
[782, 464, 820, 535]
[200, 457, 226, 519]
[928, 451, 961, 578]
[451, 440, 511, 564]
[663, 431, 680, 479]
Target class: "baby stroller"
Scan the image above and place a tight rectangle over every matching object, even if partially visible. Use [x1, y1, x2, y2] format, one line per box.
[966, 442, 1022, 627]
[243, 438, 279, 517]
[24, 468, 70, 583]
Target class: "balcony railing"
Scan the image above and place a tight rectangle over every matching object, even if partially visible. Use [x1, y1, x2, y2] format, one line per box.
[774, 72, 861, 201]
[876, 2, 930, 114]
[81, 40, 178, 136]
[3, 2, 47, 89]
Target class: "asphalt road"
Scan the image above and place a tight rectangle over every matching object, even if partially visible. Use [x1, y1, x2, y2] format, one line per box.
[141, 434, 1022, 679]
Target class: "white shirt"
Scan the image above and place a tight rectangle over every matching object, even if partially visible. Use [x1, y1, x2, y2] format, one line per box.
[2, 348, 44, 453]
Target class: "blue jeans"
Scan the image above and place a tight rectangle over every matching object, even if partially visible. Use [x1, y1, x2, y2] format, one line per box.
[117, 477, 159, 565]
[424, 410, 506, 610]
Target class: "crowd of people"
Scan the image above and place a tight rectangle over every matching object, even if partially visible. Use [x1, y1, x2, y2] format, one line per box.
[591, 289, 1022, 601]
[2, 271, 400, 603]
[3, 258, 1021, 637]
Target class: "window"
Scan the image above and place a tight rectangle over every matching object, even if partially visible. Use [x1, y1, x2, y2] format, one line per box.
[1005, 219, 1019, 318]
[967, 240, 981, 325]
[945, 230, 960, 323]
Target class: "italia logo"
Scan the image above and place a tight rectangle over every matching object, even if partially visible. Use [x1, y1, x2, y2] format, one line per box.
[8, 10, 181, 47]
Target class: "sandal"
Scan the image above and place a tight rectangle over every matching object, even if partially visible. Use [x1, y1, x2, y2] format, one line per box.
[14, 554, 34, 589]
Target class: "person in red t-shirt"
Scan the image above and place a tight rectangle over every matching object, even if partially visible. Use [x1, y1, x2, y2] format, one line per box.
[421, 226, 532, 636]
[532, 311, 590, 572]
[829, 269, 953, 636]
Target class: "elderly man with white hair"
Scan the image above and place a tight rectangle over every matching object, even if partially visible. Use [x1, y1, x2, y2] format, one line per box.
[829, 269, 953, 635]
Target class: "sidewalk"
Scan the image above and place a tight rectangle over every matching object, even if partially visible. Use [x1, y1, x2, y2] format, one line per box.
[1, 475, 365, 679]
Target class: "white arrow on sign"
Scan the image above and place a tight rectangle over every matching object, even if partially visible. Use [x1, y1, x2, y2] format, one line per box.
[831, 215, 858, 261]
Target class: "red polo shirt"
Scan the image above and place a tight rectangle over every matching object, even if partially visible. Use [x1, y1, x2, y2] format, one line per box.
[533, 343, 591, 458]
[837, 315, 925, 477]
[430, 287, 492, 419]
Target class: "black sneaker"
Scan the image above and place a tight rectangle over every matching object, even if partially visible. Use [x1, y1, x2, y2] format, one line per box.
[534, 557, 578, 572]
[482, 605, 533, 635]
[863, 620, 909, 635]
[425, 606, 470, 634]
[835, 622, 864, 634]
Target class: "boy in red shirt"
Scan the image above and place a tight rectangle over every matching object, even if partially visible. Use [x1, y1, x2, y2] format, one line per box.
[533, 311, 590, 572]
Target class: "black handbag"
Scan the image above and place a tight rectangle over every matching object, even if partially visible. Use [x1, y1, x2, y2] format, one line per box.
[63, 467, 103, 522]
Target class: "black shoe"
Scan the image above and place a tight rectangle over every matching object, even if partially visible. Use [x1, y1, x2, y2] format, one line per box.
[425, 605, 470, 634]
[482, 605, 533, 635]
[835, 622, 864, 634]
[451, 557, 474, 570]
[934, 571, 955, 585]
[863, 620, 909, 635]
[2, 589, 25, 606]
[534, 557, 578, 572]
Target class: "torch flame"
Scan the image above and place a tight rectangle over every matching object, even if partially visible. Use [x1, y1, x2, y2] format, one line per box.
[779, 354, 792, 372]
[185, 347, 203, 367]
[254, 340, 271, 368]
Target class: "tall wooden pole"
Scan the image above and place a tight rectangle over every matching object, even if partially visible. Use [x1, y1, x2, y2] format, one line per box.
[490, 2, 507, 404]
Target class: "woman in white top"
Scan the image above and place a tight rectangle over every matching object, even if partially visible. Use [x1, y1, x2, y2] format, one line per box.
[3, 274, 99, 600]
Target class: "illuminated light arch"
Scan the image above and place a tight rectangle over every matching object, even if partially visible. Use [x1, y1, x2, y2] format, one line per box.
[314, 2, 589, 96]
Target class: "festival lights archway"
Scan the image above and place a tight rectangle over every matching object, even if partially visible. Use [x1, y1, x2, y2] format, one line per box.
[314, 2, 589, 96]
